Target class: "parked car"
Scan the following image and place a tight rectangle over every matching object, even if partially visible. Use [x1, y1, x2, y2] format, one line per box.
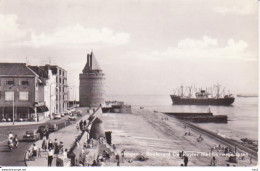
[64, 110, 71, 115]
[23, 130, 40, 141]
[38, 125, 47, 133]
[60, 112, 65, 117]
[7, 118, 12, 122]
[53, 113, 61, 119]
[48, 123, 58, 132]
[69, 108, 75, 112]
[29, 117, 36, 121]
[68, 114, 76, 121]
[15, 118, 24, 122]
[76, 110, 82, 116]
[1, 118, 6, 122]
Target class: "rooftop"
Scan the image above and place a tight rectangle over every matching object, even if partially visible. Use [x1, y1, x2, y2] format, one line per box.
[0, 63, 36, 76]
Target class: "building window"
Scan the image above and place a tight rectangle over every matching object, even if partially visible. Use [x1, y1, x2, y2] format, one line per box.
[19, 91, 29, 101]
[5, 91, 14, 101]
[6, 81, 14, 86]
[21, 81, 29, 86]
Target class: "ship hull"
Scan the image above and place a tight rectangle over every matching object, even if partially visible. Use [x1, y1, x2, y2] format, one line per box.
[170, 95, 235, 106]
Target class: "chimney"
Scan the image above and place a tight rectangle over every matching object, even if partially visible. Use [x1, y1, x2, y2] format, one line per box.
[90, 52, 92, 70]
[87, 54, 90, 68]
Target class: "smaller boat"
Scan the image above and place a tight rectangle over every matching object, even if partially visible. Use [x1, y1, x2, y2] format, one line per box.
[237, 94, 258, 98]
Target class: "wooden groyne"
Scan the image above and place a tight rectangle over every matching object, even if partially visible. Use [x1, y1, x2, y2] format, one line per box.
[180, 120, 258, 159]
[163, 112, 228, 123]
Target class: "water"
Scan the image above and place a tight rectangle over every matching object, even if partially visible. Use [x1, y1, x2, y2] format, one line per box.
[107, 94, 258, 142]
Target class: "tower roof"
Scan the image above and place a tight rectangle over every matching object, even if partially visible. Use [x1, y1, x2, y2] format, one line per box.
[83, 51, 102, 73]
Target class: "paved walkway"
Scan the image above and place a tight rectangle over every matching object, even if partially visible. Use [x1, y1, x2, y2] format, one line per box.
[26, 108, 89, 167]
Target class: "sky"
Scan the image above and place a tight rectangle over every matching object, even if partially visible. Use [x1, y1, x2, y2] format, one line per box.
[0, 0, 258, 98]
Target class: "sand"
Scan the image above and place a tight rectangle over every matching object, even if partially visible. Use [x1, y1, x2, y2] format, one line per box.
[101, 108, 257, 166]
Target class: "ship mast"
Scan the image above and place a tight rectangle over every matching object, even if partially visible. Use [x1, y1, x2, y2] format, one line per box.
[180, 85, 184, 97]
[188, 85, 192, 98]
[215, 83, 221, 99]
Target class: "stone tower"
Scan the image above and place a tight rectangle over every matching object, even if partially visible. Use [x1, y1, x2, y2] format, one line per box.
[79, 51, 105, 107]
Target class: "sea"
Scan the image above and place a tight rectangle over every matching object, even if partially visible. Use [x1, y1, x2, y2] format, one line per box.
[107, 94, 258, 142]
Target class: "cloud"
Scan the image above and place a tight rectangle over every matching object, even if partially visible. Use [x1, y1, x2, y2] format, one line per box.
[0, 14, 27, 43]
[22, 24, 130, 47]
[213, 0, 257, 15]
[126, 36, 256, 62]
[0, 14, 130, 47]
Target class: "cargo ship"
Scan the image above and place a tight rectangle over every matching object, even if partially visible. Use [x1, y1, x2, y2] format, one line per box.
[170, 84, 235, 106]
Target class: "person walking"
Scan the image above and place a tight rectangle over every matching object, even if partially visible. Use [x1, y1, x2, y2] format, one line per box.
[58, 141, 64, 154]
[47, 148, 54, 166]
[184, 155, 188, 166]
[32, 144, 38, 157]
[60, 149, 68, 166]
[79, 120, 83, 131]
[121, 149, 125, 163]
[54, 139, 59, 156]
[211, 156, 216, 166]
[83, 120, 87, 129]
[8, 132, 13, 140]
[25, 150, 31, 161]
[38, 148, 42, 157]
[91, 160, 98, 166]
[48, 139, 54, 150]
[45, 127, 49, 140]
[42, 139, 47, 151]
[76, 124, 80, 131]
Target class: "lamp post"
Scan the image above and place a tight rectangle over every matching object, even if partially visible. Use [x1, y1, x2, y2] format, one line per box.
[12, 91, 14, 125]
[64, 85, 69, 110]
[12, 88, 18, 125]
[70, 86, 78, 107]
[69, 86, 75, 107]
[75, 86, 79, 107]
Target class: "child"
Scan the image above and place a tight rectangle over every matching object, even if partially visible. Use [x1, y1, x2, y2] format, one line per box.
[25, 150, 31, 161]
[38, 148, 42, 157]
[76, 124, 79, 131]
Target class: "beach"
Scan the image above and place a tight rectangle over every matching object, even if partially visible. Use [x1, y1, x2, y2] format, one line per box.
[101, 108, 257, 166]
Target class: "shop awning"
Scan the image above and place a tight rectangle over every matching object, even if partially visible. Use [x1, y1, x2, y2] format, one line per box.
[0, 106, 34, 114]
[36, 105, 49, 113]
[0, 106, 48, 114]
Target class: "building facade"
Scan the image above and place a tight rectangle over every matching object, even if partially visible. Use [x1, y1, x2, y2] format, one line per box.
[79, 52, 105, 107]
[49, 65, 68, 114]
[29, 65, 68, 116]
[0, 63, 48, 121]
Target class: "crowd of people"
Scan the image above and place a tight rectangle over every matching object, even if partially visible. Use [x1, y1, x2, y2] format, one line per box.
[24, 137, 68, 167]
[76, 120, 88, 132]
[37, 126, 50, 140]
